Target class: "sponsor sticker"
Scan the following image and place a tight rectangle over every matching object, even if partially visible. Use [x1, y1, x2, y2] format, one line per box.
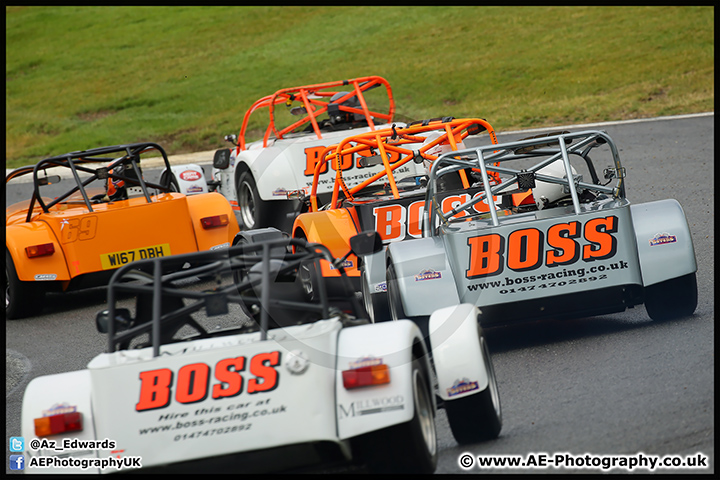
[349, 356, 382, 369]
[42, 402, 78, 417]
[447, 378, 480, 397]
[649, 232, 677, 246]
[34, 274, 57, 281]
[179, 170, 202, 182]
[415, 269, 442, 281]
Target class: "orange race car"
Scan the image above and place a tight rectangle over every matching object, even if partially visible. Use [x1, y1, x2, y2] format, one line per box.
[5, 142, 239, 319]
[289, 117, 532, 319]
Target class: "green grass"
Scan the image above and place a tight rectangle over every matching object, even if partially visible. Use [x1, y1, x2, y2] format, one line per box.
[5, 6, 714, 168]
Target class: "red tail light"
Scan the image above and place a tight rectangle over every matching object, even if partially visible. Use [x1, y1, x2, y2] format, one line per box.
[34, 412, 83, 437]
[200, 214, 229, 229]
[26, 243, 55, 258]
[342, 364, 390, 389]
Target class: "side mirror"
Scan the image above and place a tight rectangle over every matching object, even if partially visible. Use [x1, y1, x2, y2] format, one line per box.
[96, 308, 133, 333]
[213, 148, 231, 170]
[350, 231, 383, 257]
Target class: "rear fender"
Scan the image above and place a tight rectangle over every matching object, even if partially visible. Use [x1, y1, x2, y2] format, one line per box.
[163, 164, 209, 195]
[386, 237, 459, 317]
[292, 209, 360, 277]
[428, 304, 488, 401]
[630, 199, 697, 287]
[336, 320, 432, 439]
[22, 370, 99, 474]
[361, 247, 388, 298]
[185, 192, 240, 251]
[6, 223, 70, 281]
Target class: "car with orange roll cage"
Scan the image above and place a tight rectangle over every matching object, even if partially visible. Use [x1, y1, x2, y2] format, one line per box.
[5, 142, 239, 319]
[383, 130, 698, 325]
[208, 76, 425, 232]
[289, 117, 519, 321]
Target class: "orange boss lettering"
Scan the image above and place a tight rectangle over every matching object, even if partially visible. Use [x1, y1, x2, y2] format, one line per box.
[135, 351, 281, 412]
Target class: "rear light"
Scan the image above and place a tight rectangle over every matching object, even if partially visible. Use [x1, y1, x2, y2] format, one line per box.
[342, 364, 390, 389]
[26, 243, 55, 258]
[34, 412, 83, 437]
[200, 214, 229, 229]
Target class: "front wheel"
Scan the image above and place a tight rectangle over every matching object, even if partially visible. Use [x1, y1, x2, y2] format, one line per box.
[353, 357, 437, 473]
[644, 272, 698, 321]
[6, 250, 44, 319]
[444, 333, 502, 444]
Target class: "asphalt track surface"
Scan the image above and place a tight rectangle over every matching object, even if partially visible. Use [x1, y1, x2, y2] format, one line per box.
[5, 114, 714, 474]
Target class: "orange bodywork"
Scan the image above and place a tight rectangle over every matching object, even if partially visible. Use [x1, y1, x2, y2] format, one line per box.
[7, 192, 239, 284]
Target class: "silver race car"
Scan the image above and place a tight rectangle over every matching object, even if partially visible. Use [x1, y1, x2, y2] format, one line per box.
[374, 130, 698, 325]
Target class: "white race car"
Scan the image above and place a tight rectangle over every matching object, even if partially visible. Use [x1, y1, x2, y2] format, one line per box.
[21, 233, 501, 474]
[208, 76, 423, 232]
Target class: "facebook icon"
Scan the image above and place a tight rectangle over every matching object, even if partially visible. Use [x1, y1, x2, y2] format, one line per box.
[9, 455, 24, 471]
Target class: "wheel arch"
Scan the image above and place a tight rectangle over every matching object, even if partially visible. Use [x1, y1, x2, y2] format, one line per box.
[6, 224, 71, 281]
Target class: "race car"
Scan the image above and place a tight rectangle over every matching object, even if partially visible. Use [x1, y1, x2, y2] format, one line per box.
[381, 130, 698, 325]
[21, 234, 502, 474]
[290, 117, 506, 320]
[208, 75, 424, 232]
[5, 142, 240, 319]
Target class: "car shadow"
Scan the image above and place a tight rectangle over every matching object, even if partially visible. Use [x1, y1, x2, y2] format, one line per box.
[481, 311, 659, 354]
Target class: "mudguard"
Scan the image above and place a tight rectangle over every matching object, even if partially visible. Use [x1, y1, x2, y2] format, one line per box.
[6, 224, 70, 282]
[386, 237, 460, 317]
[166, 164, 209, 195]
[185, 192, 240, 251]
[630, 199, 697, 287]
[361, 248, 388, 301]
[428, 304, 488, 402]
[21, 370, 99, 474]
[335, 320, 432, 439]
[292, 209, 360, 277]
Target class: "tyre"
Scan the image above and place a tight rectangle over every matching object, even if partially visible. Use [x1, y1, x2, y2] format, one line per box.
[361, 265, 390, 322]
[386, 261, 406, 321]
[444, 333, 502, 444]
[6, 250, 44, 319]
[353, 357, 437, 474]
[236, 172, 296, 232]
[159, 172, 180, 192]
[644, 272, 698, 321]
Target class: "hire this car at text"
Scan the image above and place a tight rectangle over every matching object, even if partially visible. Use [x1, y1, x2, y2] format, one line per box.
[21, 234, 501, 473]
[379, 130, 698, 325]
[206, 75, 423, 232]
[5, 142, 239, 319]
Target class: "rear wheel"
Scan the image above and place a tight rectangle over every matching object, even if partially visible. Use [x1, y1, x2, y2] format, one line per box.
[6, 250, 44, 319]
[236, 172, 297, 232]
[354, 357, 437, 473]
[444, 332, 502, 444]
[644, 272, 698, 321]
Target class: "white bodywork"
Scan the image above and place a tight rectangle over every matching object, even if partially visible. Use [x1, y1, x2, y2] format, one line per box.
[213, 123, 421, 206]
[164, 163, 210, 195]
[21, 317, 472, 473]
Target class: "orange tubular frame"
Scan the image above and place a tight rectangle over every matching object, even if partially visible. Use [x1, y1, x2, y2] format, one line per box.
[236, 76, 395, 152]
[308, 118, 498, 212]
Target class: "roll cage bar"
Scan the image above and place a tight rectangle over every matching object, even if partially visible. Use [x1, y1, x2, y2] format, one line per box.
[423, 130, 626, 236]
[6, 142, 176, 223]
[101, 237, 362, 357]
[307, 117, 498, 211]
[235, 76, 395, 151]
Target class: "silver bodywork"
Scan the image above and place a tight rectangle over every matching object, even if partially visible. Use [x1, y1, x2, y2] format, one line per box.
[385, 130, 697, 322]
